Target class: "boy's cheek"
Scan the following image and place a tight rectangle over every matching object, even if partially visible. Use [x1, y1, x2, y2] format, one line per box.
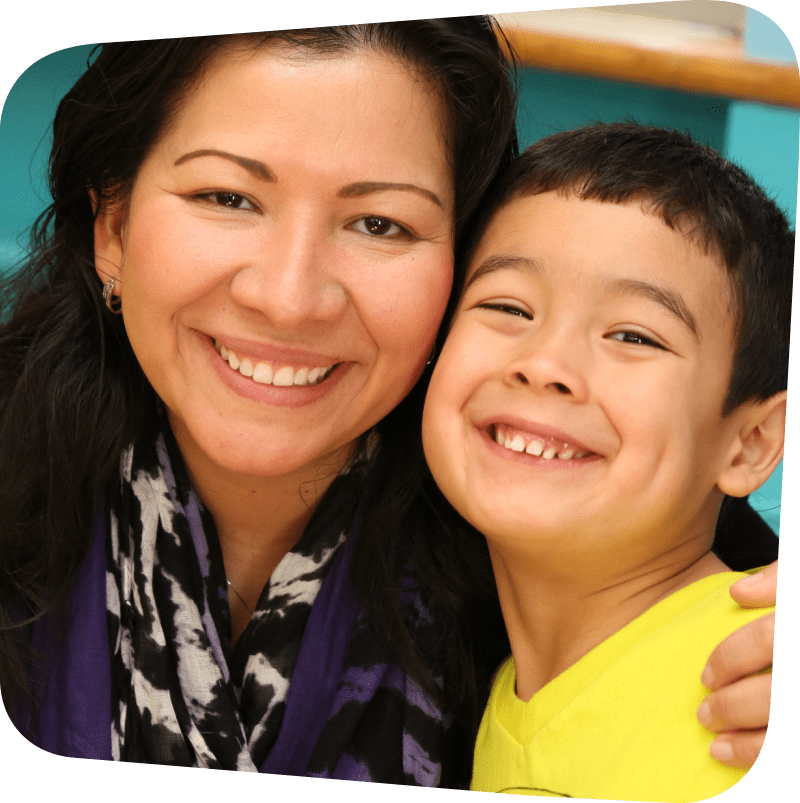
[421, 397, 456, 505]
[422, 347, 473, 486]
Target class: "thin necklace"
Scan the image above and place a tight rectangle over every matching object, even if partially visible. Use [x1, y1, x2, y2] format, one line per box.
[227, 579, 254, 614]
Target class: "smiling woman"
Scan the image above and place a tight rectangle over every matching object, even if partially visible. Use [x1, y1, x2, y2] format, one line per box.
[94, 45, 456, 643]
[100, 49, 449, 473]
[0, 22, 517, 782]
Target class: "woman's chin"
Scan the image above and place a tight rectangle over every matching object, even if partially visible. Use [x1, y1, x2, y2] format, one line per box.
[166, 408, 354, 483]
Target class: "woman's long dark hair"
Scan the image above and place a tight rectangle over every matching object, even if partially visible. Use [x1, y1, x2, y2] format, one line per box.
[0, 19, 518, 739]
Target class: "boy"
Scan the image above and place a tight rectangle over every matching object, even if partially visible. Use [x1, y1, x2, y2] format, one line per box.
[421, 123, 792, 801]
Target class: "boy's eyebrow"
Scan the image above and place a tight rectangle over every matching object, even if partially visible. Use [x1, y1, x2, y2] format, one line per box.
[464, 255, 699, 337]
[605, 278, 698, 337]
[463, 255, 541, 293]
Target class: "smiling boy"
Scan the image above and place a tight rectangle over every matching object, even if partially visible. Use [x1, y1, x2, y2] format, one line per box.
[422, 123, 792, 801]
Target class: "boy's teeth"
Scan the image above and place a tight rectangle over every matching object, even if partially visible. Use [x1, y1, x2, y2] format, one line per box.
[214, 339, 333, 387]
[493, 424, 589, 462]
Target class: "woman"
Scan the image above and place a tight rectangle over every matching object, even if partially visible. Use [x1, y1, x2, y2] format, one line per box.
[0, 20, 775, 784]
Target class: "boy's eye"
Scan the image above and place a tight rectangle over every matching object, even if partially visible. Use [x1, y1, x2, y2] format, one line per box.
[195, 191, 258, 211]
[608, 331, 665, 349]
[349, 216, 413, 239]
[477, 301, 533, 320]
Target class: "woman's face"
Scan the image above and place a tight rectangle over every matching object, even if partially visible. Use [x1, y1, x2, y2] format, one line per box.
[95, 46, 454, 481]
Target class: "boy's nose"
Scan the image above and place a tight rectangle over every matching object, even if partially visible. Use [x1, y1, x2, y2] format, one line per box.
[503, 332, 589, 402]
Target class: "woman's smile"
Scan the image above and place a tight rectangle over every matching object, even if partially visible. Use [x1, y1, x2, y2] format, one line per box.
[94, 45, 455, 480]
[203, 332, 350, 408]
[213, 337, 337, 387]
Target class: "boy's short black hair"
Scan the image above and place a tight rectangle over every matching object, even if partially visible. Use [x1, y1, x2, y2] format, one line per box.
[461, 122, 794, 415]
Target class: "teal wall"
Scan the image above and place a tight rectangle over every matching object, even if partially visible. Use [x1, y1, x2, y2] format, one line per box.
[516, 67, 729, 152]
[0, 44, 94, 267]
[1, 20, 796, 534]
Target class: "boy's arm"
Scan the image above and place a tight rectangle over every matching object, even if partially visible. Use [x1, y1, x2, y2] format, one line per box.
[697, 560, 777, 768]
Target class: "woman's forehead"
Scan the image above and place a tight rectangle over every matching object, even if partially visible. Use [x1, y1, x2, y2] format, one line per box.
[150, 46, 453, 203]
[185, 43, 443, 134]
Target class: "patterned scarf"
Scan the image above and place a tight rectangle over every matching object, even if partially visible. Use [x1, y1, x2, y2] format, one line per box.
[105, 431, 348, 767]
[92, 431, 458, 781]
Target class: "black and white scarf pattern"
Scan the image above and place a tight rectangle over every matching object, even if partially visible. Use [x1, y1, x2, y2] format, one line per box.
[105, 433, 346, 768]
[13, 428, 463, 783]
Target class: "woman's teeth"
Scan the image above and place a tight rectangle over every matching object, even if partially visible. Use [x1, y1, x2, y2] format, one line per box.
[215, 340, 334, 386]
[492, 426, 588, 461]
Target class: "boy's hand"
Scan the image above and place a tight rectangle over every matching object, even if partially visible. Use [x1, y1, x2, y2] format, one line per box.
[697, 561, 777, 769]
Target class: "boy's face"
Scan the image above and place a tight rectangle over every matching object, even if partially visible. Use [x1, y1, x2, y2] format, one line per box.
[422, 191, 747, 557]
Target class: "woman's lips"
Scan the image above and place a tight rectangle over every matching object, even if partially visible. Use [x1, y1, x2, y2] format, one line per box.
[210, 334, 344, 367]
[214, 338, 336, 387]
[199, 333, 351, 407]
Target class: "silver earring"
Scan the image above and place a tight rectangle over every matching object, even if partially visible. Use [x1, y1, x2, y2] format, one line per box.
[102, 278, 123, 314]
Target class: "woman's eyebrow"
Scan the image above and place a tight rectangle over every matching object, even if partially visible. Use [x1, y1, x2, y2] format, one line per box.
[170, 156, 441, 209]
[339, 181, 443, 208]
[173, 149, 276, 182]
[462, 255, 541, 294]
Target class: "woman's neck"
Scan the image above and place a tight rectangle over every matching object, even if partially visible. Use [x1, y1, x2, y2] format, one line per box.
[170, 415, 352, 643]
[488, 536, 728, 702]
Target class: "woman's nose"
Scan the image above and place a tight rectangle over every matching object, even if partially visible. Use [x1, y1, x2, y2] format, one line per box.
[503, 326, 590, 402]
[229, 221, 347, 328]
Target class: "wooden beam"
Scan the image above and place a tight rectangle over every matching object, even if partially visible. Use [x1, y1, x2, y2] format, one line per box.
[503, 27, 800, 110]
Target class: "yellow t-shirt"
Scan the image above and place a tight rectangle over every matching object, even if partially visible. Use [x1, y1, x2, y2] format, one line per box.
[471, 572, 772, 802]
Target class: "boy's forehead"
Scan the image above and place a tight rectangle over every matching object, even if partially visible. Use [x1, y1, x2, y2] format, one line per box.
[465, 191, 731, 306]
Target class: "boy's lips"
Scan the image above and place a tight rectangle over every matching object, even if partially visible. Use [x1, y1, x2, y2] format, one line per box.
[473, 415, 601, 462]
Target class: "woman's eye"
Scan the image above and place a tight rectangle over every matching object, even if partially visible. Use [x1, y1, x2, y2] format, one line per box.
[196, 191, 257, 211]
[350, 216, 409, 238]
[478, 302, 532, 320]
[608, 331, 664, 349]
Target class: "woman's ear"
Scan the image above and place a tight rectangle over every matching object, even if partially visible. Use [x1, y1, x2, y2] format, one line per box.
[93, 192, 126, 287]
[717, 392, 787, 498]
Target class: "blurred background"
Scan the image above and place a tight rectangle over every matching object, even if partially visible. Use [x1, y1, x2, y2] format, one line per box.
[0, 1, 796, 532]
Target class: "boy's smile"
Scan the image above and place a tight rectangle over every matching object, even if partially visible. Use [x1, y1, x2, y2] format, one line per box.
[423, 191, 750, 565]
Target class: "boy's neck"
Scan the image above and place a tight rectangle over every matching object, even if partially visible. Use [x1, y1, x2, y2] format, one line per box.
[489, 534, 729, 702]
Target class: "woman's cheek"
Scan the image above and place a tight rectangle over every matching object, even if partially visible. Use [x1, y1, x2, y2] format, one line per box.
[369, 248, 453, 366]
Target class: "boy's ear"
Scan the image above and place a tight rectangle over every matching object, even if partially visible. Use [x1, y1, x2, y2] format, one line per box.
[92, 190, 126, 288]
[717, 392, 786, 498]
